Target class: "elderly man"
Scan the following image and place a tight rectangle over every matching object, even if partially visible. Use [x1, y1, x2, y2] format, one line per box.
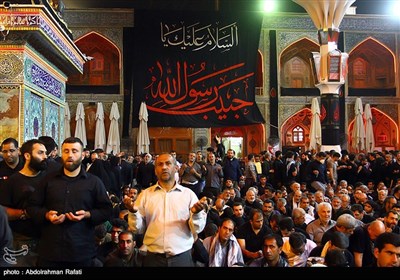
[306, 202, 336, 245]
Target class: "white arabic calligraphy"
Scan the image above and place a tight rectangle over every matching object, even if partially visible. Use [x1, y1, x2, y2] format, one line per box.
[161, 21, 239, 52]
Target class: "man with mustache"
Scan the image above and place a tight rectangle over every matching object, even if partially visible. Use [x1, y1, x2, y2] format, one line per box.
[0, 139, 48, 267]
[124, 153, 208, 267]
[27, 137, 113, 267]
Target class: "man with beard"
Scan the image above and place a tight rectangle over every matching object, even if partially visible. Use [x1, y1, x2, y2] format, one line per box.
[27, 137, 113, 267]
[0, 139, 48, 266]
[124, 153, 208, 267]
[203, 218, 244, 267]
[103, 230, 143, 267]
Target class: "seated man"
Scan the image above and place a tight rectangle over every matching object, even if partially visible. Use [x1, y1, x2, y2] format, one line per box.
[372, 232, 400, 267]
[236, 208, 273, 263]
[202, 218, 244, 267]
[103, 231, 143, 267]
[96, 218, 128, 264]
[282, 232, 317, 267]
[247, 233, 289, 267]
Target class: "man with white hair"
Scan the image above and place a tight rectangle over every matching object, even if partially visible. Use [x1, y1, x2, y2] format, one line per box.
[243, 188, 263, 216]
[306, 202, 336, 245]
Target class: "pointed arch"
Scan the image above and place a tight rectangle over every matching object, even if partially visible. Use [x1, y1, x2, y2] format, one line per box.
[348, 107, 399, 152]
[68, 31, 121, 87]
[348, 37, 396, 89]
[280, 38, 319, 89]
[281, 108, 312, 152]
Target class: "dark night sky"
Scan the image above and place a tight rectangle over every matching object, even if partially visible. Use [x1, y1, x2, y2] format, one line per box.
[62, 0, 397, 15]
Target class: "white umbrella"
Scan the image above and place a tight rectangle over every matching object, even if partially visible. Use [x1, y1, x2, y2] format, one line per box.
[352, 97, 365, 152]
[94, 102, 106, 151]
[64, 102, 71, 139]
[137, 102, 150, 155]
[106, 102, 120, 155]
[309, 97, 322, 151]
[74, 102, 87, 148]
[364, 103, 375, 153]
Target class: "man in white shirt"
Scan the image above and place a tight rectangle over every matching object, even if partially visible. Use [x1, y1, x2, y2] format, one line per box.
[125, 153, 208, 267]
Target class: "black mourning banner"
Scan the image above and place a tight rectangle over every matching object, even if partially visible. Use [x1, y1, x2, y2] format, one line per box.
[132, 10, 265, 128]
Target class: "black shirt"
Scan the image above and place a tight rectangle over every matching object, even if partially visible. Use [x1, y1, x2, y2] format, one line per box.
[235, 221, 273, 262]
[0, 171, 47, 238]
[27, 167, 113, 263]
[0, 157, 24, 186]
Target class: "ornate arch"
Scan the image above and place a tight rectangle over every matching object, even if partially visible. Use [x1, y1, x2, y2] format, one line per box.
[68, 31, 121, 87]
[281, 108, 312, 152]
[279, 38, 319, 89]
[348, 37, 396, 89]
[348, 107, 399, 152]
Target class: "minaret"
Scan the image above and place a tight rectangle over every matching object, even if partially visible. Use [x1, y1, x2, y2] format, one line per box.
[293, 0, 355, 152]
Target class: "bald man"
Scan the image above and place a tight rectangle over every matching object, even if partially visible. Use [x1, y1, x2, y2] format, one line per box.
[349, 220, 386, 267]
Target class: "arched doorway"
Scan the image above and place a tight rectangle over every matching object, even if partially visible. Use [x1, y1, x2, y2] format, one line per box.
[212, 124, 265, 158]
[348, 107, 398, 152]
[281, 108, 312, 153]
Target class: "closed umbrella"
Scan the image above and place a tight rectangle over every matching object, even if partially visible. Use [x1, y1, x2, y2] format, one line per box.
[364, 103, 375, 153]
[137, 102, 150, 155]
[74, 102, 87, 148]
[309, 97, 322, 151]
[64, 102, 71, 139]
[106, 102, 120, 155]
[94, 102, 106, 151]
[352, 97, 365, 152]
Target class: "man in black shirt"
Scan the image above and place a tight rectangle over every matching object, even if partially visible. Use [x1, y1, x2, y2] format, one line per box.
[38, 136, 62, 174]
[27, 137, 113, 267]
[0, 139, 48, 267]
[103, 231, 143, 267]
[349, 220, 385, 267]
[0, 138, 24, 181]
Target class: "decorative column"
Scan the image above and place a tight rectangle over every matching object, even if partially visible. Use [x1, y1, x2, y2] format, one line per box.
[293, 0, 354, 153]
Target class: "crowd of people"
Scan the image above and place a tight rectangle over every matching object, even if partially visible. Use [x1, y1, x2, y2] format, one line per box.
[1, 134, 400, 268]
